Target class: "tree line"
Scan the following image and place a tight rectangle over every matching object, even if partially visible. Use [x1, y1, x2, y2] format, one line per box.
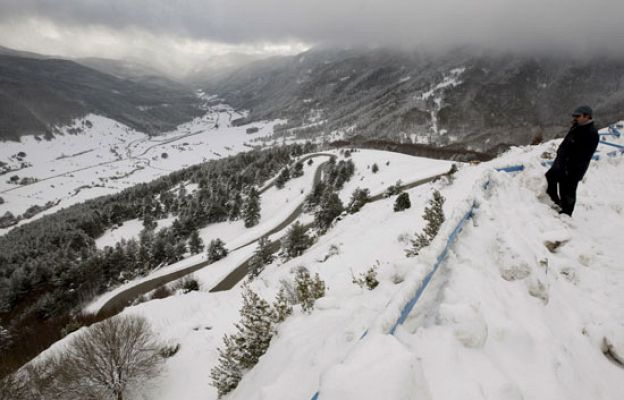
[0, 142, 315, 378]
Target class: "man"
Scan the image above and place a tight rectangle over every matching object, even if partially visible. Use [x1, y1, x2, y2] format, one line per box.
[545, 105, 599, 216]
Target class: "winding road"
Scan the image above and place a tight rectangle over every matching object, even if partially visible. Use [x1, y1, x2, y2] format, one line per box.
[94, 155, 450, 317]
[95, 153, 334, 316]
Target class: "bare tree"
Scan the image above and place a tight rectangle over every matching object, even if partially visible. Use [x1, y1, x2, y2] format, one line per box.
[57, 315, 163, 400]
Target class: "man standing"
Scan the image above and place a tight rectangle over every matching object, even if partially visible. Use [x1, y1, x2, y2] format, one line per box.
[545, 105, 599, 216]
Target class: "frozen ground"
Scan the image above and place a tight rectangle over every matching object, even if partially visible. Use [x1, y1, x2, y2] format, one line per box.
[30, 125, 624, 400]
[0, 99, 281, 235]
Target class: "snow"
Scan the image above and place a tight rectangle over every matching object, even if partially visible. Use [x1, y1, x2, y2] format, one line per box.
[95, 216, 177, 249]
[29, 134, 624, 400]
[335, 149, 453, 203]
[421, 67, 466, 138]
[0, 100, 281, 236]
[84, 155, 330, 314]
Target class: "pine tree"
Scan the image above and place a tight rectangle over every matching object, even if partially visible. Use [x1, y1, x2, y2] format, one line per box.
[174, 240, 187, 260]
[422, 190, 445, 239]
[207, 238, 228, 263]
[142, 212, 157, 230]
[294, 268, 326, 313]
[210, 333, 243, 398]
[407, 190, 445, 257]
[394, 192, 411, 212]
[291, 162, 304, 178]
[210, 285, 293, 398]
[314, 192, 343, 232]
[271, 288, 293, 323]
[164, 241, 178, 264]
[188, 230, 205, 254]
[347, 188, 370, 214]
[305, 181, 327, 211]
[275, 167, 290, 189]
[242, 187, 261, 228]
[281, 222, 312, 259]
[227, 192, 243, 221]
[352, 266, 379, 290]
[235, 286, 275, 369]
[371, 163, 379, 173]
[248, 237, 274, 280]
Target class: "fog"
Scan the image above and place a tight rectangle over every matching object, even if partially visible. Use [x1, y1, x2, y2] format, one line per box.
[1, 0, 623, 76]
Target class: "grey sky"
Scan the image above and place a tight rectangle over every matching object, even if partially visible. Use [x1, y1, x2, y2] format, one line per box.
[1, 0, 623, 76]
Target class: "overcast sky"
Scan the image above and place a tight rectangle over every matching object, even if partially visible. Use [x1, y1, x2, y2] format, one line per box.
[1, 0, 623, 76]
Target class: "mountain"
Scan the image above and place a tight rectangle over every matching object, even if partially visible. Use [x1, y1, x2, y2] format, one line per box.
[75, 57, 169, 82]
[0, 51, 203, 141]
[204, 47, 624, 154]
[183, 52, 267, 87]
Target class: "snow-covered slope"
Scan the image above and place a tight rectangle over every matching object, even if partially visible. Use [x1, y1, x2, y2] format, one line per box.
[32, 132, 624, 399]
[0, 100, 280, 235]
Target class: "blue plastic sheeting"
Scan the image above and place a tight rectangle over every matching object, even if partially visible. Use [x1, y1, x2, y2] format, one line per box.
[599, 140, 624, 150]
[309, 206, 475, 400]
[496, 165, 525, 173]
[388, 206, 473, 335]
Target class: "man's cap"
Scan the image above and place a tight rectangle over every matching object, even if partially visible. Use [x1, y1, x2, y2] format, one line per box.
[572, 105, 592, 117]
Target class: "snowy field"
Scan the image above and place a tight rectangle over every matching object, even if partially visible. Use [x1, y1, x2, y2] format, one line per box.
[30, 125, 624, 400]
[0, 100, 280, 235]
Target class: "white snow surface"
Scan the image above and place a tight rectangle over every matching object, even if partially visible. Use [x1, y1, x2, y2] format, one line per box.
[32, 133, 624, 400]
[0, 102, 280, 235]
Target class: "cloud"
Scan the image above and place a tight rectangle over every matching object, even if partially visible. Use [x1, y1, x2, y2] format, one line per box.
[1, 0, 623, 74]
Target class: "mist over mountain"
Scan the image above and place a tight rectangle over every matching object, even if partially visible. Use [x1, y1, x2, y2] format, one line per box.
[0, 51, 203, 141]
[203, 47, 624, 154]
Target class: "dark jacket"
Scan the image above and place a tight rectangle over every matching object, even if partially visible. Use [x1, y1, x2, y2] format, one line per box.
[552, 121, 599, 181]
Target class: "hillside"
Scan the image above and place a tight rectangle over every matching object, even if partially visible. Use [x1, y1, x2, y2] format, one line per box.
[16, 126, 624, 399]
[204, 47, 624, 154]
[0, 99, 281, 234]
[0, 52, 203, 141]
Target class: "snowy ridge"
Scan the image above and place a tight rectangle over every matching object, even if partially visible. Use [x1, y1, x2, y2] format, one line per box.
[28, 131, 624, 400]
[308, 136, 624, 400]
[311, 137, 624, 399]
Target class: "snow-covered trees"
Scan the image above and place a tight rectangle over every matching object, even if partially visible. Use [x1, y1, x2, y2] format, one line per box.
[242, 187, 261, 228]
[275, 167, 290, 189]
[291, 161, 304, 178]
[207, 238, 228, 263]
[347, 188, 370, 214]
[210, 333, 243, 398]
[281, 222, 313, 259]
[295, 268, 326, 313]
[352, 265, 379, 290]
[272, 288, 293, 323]
[406, 190, 445, 257]
[305, 181, 327, 211]
[188, 230, 205, 254]
[394, 192, 411, 212]
[211, 286, 293, 398]
[227, 192, 243, 221]
[314, 192, 344, 232]
[0, 144, 312, 372]
[248, 237, 274, 280]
